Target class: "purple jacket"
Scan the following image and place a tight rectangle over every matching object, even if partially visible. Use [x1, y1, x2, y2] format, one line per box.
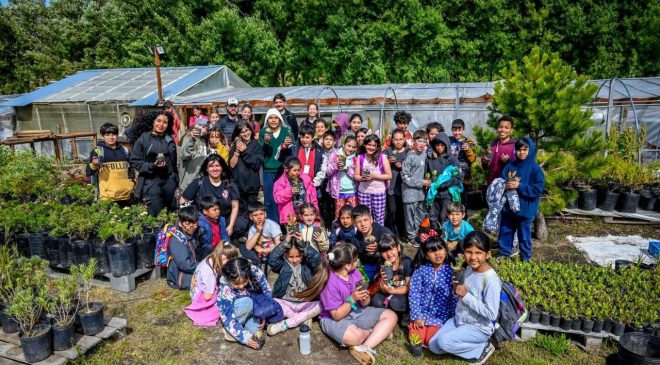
[325, 150, 356, 199]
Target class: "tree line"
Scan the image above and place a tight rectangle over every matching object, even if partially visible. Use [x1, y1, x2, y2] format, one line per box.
[0, 0, 657, 94]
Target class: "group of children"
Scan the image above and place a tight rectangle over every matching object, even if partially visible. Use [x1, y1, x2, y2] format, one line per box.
[87, 104, 545, 364]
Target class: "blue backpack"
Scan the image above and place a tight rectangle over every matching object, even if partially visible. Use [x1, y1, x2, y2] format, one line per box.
[483, 274, 528, 343]
[154, 224, 187, 268]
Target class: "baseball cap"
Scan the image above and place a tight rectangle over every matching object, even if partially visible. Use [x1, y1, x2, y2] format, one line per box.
[227, 98, 239, 106]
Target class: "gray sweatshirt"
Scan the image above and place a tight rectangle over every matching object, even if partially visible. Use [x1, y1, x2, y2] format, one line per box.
[401, 150, 427, 203]
[453, 267, 502, 336]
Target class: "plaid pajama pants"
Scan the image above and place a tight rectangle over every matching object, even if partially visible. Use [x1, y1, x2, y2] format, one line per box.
[357, 192, 387, 225]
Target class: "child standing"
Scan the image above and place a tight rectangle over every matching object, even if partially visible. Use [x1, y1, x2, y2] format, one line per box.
[267, 238, 323, 335]
[296, 243, 397, 365]
[207, 127, 229, 162]
[443, 202, 475, 254]
[408, 236, 457, 348]
[401, 130, 430, 246]
[297, 203, 330, 253]
[184, 243, 240, 327]
[217, 257, 272, 349]
[482, 115, 516, 185]
[426, 132, 461, 225]
[273, 157, 319, 228]
[371, 235, 413, 322]
[384, 111, 413, 148]
[243, 202, 282, 266]
[498, 137, 544, 261]
[197, 196, 230, 249]
[86, 123, 134, 204]
[449, 119, 477, 206]
[429, 231, 501, 365]
[354, 134, 392, 225]
[326, 135, 358, 219]
[383, 129, 409, 240]
[329, 205, 358, 248]
[425, 122, 443, 145]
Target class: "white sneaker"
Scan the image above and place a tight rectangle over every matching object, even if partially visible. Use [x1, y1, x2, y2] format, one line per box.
[349, 345, 376, 365]
[267, 320, 288, 336]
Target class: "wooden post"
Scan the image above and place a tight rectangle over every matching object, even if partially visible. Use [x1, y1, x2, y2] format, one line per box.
[154, 47, 164, 106]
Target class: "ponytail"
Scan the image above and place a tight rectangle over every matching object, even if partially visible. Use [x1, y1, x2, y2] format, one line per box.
[294, 242, 355, 301]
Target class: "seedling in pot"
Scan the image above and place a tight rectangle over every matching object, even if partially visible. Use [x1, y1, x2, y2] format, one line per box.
[408, 333, 423, 357]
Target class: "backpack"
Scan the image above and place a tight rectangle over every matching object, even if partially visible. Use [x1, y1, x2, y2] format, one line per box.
[482, 274, 528, 344]
[356, 153, 388, 189]
[154, 224, 187, 267]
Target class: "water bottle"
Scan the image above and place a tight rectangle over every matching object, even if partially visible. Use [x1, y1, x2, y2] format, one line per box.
[299, 324, 311, 355]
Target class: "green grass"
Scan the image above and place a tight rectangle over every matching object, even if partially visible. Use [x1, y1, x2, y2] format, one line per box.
[530, 333, 571, 357]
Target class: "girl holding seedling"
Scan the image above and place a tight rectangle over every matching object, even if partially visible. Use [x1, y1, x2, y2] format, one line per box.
[296, 203, 330, 253]
[325, 135, 359, 218]
[407, 233, 457, 353]
[370, 235, 412, 324]
[273, 157, 319, 230]
[353, 134, 392, 225]
[428, 231, 501, 365]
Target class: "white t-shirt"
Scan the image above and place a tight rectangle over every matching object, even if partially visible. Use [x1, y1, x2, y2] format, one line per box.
[247, 218, 282, 249]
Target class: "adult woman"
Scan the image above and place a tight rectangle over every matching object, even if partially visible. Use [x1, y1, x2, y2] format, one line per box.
[229, 121, 264, 212]
[259, 108, 292, 223]
[129, 110, 178, 216]
[179, 122, 209, 191]
[180, 155, 248, 239]
[353, 134, 392, 225]
[240, 104, 260, 140]
[299, 103, 320, 131]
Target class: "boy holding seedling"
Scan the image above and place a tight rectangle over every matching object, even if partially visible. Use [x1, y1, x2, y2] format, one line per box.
[482, 115, 516, 185]
[442, 202, 474, 254]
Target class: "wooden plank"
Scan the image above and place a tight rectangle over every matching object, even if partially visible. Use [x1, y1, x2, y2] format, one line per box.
[106, 318, 127, 330]
[0, 332, 19, 346]
[0, 341, 67, 365]
[94, 326, 118, 340]
[53, 335, 101, 360]
[522, 322, 614, 339]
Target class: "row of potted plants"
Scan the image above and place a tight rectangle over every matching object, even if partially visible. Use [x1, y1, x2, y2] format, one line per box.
[495, 259, 660, 337]
[0, 246, 104, 363]
[0, 200, 176, 277]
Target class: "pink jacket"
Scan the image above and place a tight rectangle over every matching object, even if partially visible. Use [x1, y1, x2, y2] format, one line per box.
[273, 173, 318, 224]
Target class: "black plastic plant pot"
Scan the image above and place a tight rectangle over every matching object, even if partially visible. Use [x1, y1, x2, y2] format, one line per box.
[72, 240, 91, 265]
[0, 307, 19, 333]
[560, 317, 573, 331]
[550, 314, 561, 327]
[28, 234, 48, 261]
[603, 319, 614, 334]
[16, 233, 32, 257]
[592, 318, 605, 333]
[44, 237, 60, 266]
[19, 324, 52, 364]
[0, 228, 4, 246]
[618, 332, 660, 365]
[89, 241, 111, 274]
[655, 198, 660, 212]
[571, 318, 582, 331]
[612, 322, 626, 337]
[136, 233, 156, 269]
[539, 312, 551, 326]
[58, 237, 74, 268]
[617, 192, 640, 213]
[409, 343, 423, 358]
[578, 189, 597, 211]
[107, 242, 136, 277]
[625, 324, 645, 334]
[78, 302, 104, 336]
[597, 190, 620, 212]
[581, 318, 595, 333]
[639, 193, 657, 211]
[528, 310, 541, 324]
[52, 321, 75, 351]
[563, 187, 578, 209]
[615, 260, 633, 271]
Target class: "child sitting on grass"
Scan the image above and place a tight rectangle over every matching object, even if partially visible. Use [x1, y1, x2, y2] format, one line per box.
[266, 237, 322, 335]
[329, 204, 358, 248]
[243, 202, 282, 267]
[295, 242, 397, 365]
[197, 196, 230, 249]
[429, 231, 501, 365]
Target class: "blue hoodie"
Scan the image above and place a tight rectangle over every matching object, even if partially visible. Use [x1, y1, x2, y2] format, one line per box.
[500, 137, 544, 220]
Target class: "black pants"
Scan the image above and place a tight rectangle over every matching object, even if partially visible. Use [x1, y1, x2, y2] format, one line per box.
[430, 197, 451, 226]
[143, 177, 177, 216]
[239, 191, 260, 215]
[228, 215, 250, 241]
[371, 292, 408, 313]
[318, 186, 335, 228]
[386, 194, 406, 240]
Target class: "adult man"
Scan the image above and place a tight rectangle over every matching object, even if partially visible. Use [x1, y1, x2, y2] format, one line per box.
[273, 93, 299, 140]
[218, 97, 240, 145]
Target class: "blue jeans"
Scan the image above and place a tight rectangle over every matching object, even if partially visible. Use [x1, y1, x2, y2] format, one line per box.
[234, 297, 261, 334]
[263, 171, 279, 223]
[498, 213, 533, 261]
[363, 264, 378, 283]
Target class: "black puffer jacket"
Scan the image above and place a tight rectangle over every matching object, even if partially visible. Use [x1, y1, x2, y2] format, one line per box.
[228, 140, 264, 194]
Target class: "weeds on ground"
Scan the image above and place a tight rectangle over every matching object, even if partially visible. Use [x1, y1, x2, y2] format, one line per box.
[531, 333, 571, 357]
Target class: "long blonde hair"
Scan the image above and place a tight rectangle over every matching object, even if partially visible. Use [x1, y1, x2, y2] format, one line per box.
[205, 241, 240, 278]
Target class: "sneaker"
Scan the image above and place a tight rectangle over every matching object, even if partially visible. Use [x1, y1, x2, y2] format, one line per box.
[224, 329, 237, 342]
[267, 320, 288, 336]
[349, 345, 376, 365]
[510, 246, 519, 257]
[469, 343, 495, 365]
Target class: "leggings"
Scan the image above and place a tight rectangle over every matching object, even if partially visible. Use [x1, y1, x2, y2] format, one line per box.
[273, 299, 321, 328]
[335, 195, 358, 218]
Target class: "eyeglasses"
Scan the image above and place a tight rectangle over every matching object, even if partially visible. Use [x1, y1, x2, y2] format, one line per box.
[415, 139, 428, 144]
